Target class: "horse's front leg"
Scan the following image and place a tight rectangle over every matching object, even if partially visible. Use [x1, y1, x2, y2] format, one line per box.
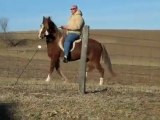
[55, 59, 68, 83]
[46, 59, 55, 82]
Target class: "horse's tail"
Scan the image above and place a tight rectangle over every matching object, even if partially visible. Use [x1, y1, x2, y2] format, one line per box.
[101, 44, 116, 76]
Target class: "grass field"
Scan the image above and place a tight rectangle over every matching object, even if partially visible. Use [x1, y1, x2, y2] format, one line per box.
[0, 30, 160, 119]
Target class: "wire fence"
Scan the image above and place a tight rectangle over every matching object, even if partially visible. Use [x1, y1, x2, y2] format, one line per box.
[0, 32, 160, 85]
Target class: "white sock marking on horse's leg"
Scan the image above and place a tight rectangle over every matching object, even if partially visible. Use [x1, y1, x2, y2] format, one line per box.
[46, 74, 51, 82]
[99, 77, 104, 85]
[86, 72, 88, 77]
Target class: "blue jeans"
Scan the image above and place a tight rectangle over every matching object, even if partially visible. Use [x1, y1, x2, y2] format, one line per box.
[64, 33, 80, 58]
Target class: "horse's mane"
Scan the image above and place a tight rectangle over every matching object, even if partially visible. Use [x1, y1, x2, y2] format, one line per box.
[47, 18, 59, 34]
[47, 17, 68, 38]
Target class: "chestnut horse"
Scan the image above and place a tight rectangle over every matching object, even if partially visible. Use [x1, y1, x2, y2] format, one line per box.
[38, 16, 115, 85]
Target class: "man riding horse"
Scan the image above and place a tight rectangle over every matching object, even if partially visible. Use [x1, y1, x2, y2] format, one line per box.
[61, 5, 85, 63]
[38, 7, 115, 85]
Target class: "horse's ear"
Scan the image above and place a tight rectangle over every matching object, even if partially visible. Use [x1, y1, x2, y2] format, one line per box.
[48, 16, 51, 20]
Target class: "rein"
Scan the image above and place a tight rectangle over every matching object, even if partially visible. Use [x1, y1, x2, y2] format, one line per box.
[45, 34, 56, 44]
[45, 27, 64, 44]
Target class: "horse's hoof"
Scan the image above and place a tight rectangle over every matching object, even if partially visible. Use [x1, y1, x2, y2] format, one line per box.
[99, 78, 103, 85]
[63, 80, 68, 84]
[45, 80, 50, 82]
[99, 83, 103, 86]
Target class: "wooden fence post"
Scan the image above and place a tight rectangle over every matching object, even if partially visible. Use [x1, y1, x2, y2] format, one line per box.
[79, 25, 89, 94]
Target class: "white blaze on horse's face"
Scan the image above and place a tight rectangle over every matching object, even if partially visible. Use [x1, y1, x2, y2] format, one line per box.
[38, 24, 46, 39]
[45, 31, 49, 36]
[38, 24, 44, 39]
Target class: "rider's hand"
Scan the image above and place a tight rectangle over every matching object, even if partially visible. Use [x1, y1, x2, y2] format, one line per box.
[61, 25, 68, 30]
[60, 26, 64, 29]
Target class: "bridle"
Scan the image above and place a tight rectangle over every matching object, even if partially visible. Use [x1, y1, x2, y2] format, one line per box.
[38, 18, 56, 42]
[38, 22, 49, 39]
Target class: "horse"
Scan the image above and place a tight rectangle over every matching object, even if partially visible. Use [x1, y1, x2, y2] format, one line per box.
[38, 16, 115, 85]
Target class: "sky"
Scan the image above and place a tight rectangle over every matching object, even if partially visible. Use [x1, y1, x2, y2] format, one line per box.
[0, 0, 160, 31]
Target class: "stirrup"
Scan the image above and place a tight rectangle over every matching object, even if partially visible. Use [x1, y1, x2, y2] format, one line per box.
[63, 57, 68, 63]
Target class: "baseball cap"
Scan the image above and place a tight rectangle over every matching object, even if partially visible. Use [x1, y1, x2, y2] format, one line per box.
[70, 5, 78, 10]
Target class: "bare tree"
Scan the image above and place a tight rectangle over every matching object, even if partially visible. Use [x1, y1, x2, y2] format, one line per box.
[0, 18, 25, 47]
[0, 18, 16, 46]
[0, 18, 8, 41]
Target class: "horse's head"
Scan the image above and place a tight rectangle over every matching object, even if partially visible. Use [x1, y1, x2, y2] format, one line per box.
[38, 16, 57, 39]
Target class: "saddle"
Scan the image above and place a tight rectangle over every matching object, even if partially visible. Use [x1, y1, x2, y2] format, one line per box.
[58, 38, 81, 52]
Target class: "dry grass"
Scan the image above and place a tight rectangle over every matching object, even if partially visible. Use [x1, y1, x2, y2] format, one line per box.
[0, 79, 160, 120]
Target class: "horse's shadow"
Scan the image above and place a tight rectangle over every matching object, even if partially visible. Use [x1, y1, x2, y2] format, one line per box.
[0, 103, 15, 120]
[85, 87, 109, 94]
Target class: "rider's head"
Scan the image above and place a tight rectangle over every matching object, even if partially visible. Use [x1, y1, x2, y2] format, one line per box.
[70, 5, 78, 14]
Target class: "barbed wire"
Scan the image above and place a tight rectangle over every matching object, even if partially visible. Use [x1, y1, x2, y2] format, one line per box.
[91, 33, 160, 42]
[0, 44, 159, 84]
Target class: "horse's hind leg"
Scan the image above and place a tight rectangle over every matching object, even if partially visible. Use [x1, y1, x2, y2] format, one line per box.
[86, 62, 94, 77]
[96, 62, 104, 85]
[55, 59, 68, 83]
